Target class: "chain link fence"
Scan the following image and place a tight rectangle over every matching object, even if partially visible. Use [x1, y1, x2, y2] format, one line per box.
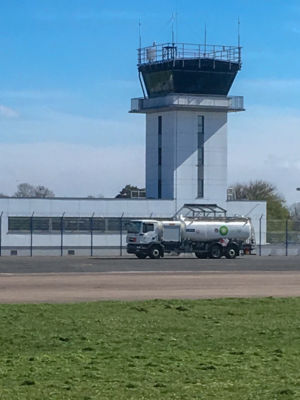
[258, 219, 300, 256]
[1, 214, 300, 257]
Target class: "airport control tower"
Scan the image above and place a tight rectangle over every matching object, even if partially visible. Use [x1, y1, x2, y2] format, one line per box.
[130, 41, 244, 207]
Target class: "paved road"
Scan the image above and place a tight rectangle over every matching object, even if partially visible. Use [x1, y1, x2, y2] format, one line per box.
[0, 256, 299, 303]
[0, 255, 299, 274]
[0, 271, 300, 303]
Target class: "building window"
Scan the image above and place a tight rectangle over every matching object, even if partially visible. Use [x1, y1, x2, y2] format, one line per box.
[158, 115, 162, 137]
[92, 218, 105, 232]
[198, 179, 204, 198]
[33, 218, 50, 231]
[51, 218, 61, 232]
[158, 148, 162, 165]
[197, 115, 204, 198]
[107, 218, 122, 232]
[64, 218, 91, 232]
[7, 217, 143, 234]
[158, 116, 162, 198]
[8, 217, 30, 232]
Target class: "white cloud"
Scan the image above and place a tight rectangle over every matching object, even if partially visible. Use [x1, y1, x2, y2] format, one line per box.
[3, 106, 298, 205]
[0, 105, 19, 119]
[228, 106, 300, 205]
[1, 94, 299, 206]
[0, 143, 145, 198]
[0, 106, 145, 145]
[235, 78, 300, 97]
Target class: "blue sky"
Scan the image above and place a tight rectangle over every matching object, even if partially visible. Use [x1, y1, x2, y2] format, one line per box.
[0, 0, 300, 203]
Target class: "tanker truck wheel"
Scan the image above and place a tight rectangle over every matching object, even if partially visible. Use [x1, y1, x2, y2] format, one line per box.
[225, 245, 239, 259]
[195, 252, 207, 259]
[136, 253, 147, 259]
[209, 244, 222, 259]
[149, 245, 161, 259]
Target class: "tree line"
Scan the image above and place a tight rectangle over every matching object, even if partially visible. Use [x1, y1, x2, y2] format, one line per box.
[0, 181, 299, 224]
[0, 183, 55, 198]
[229, 180, 290, 220]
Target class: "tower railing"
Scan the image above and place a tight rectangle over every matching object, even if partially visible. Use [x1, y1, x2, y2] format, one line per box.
[138, 42, 241, 66]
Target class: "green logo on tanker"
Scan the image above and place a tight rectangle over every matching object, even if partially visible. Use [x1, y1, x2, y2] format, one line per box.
[219, 225, 229, 236]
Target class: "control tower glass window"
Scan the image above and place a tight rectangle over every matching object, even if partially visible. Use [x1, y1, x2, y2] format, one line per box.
[158, 116, 162, 198]
[197, 115, 204, 198]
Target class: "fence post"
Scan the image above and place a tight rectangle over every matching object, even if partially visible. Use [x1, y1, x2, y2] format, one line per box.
[259, 215, 263, 256]
[90, 212, 94, 257]
[60, 212, 65, 257]
[285, 218, 289, 256]
[120, 213, 124, 256]
[30, 212, 34, 257]
[0, 212, 3, 257]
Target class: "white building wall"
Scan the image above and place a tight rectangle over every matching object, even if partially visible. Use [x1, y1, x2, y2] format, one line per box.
[0, 198, 176, 256]
[0, 197, 175, 218]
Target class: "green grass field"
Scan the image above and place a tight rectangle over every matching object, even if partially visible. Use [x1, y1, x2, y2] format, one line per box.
[0, 298, 300, 399]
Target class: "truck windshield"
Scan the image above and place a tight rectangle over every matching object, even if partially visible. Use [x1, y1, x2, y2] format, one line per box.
[127, 221, 141, 234]
[143, 223, 154, 233]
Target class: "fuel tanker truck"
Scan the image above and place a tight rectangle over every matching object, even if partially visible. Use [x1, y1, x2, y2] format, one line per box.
[126, 216, 255, 259]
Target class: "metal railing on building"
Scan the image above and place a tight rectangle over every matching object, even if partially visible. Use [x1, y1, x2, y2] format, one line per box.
[138, 42, 241, 66]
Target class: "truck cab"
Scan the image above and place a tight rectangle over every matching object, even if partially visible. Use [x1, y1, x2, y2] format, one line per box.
[126, 220, 163, 259]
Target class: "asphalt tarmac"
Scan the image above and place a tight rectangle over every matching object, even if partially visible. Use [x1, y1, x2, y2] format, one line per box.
[0, 255, 299, 274]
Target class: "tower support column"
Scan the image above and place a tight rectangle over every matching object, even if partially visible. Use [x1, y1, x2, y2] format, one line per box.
[131, 94, 243, 206]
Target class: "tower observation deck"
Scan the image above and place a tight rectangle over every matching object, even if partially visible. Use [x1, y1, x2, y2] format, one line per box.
[138, 42, 241, 97]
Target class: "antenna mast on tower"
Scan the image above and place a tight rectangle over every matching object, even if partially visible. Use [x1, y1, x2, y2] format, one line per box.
[204, 23, 207, 55]
[138, 19, 142, 64]
[237, 17, 241, 65]
[137, 19, 146, 98]
[238, 17, 240, 47]
[139, 19, 142, 49]
[171, 12, 175, 44]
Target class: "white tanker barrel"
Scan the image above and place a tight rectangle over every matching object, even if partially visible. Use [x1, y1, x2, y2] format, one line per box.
[182, 219, 252, 242]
